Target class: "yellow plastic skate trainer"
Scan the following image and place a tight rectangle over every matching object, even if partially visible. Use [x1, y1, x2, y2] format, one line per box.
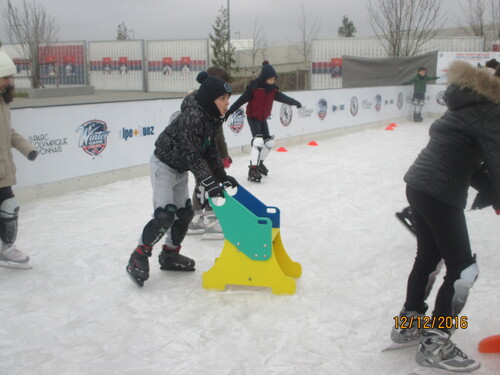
[202, 185, 302, 295]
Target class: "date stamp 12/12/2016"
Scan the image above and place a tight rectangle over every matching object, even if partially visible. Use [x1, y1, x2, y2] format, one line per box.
[393, 315, 468, 330]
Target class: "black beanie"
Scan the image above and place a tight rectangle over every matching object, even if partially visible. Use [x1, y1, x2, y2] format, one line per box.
[195, 71, 232, 117]
[259, 60, 277, 81]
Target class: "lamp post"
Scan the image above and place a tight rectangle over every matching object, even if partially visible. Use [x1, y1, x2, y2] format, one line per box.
[227, 0, 231, 56]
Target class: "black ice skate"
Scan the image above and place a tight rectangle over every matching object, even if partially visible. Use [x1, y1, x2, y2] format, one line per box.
[158, 245, 195, 271]
[395, 207, 416, 237]
[259, 161, 269, 176]
[126, 245, 152, 287]
[413, 112, 423, 122]
[248, 165, 262, 183]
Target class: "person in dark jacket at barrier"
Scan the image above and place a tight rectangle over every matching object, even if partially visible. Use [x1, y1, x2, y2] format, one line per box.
[403, 67, 439, 122]
[224, 61, 302, 182]
[390, 61, 500, 373]
[126, 72, 237, 288]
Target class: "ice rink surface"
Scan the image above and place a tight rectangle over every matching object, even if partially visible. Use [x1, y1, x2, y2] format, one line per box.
[1, 118, 499, 375]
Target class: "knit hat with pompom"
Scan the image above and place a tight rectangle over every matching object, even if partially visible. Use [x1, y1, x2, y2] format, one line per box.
[195, 71, 232, 117]
[259, 60, 277, 81]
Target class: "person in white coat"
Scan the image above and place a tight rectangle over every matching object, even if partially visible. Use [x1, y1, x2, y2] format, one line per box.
[0, 43, 38, 269]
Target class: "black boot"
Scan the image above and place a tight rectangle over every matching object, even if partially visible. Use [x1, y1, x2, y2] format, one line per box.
[126, 245, 152, 287]
[259, 161, 269, 176]
[248, 165, 262, 182]
[158, 245, 195, 271]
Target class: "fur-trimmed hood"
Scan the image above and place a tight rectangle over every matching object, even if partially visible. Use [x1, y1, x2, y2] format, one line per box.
[446, 60, 500, 105]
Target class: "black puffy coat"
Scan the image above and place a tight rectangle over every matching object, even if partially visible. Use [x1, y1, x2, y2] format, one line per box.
[154, 94, 225, 183]
[404, 61, 500, 209]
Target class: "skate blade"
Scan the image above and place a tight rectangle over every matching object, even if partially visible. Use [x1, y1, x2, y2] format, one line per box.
[187, 228, 205, 235]
[395, 213, 417, 237]
[126, 266, 144, 288]
[160, 264, 195, 271]
[247, 177, 261, 183]
[0, 260, 32, 270]
[382, 340, 418, 351]
[202, 232, 224, 240]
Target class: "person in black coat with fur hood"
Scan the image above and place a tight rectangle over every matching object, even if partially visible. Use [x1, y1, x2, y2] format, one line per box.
[126, 72, 238, 288]
[224, 61, 302, 182]
[390, 61, 500, 372]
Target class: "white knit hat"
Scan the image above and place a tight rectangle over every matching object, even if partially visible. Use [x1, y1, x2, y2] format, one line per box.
[0, 43, 17, 78]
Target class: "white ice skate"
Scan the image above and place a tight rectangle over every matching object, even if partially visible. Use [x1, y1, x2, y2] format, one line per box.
[0, 244, 32, 270]
[201, 212, 224, 240]
[416, 329, 480, 373]
[187, 211, 205, 235]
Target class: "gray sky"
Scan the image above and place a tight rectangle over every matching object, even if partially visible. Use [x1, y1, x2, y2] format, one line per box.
[0, 0, 460, 46]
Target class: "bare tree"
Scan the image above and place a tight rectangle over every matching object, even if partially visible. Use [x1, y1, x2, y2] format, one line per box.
[243, 17, 268, 75]
[295, 4, 321, 62]
[457, 0, 500, 50]
[367, 0, 446, 57]
[2, 0, 59, 88]
[491, 0, 500, 38]
[459, 0, 487, 36]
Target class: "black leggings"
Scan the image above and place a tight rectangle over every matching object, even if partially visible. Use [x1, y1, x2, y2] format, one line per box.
[0, 186, 14, 206]
[247, 117, 271, 140]
[404, 185, 475, 318]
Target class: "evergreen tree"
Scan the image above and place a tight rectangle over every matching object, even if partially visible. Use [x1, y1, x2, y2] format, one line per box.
[209, 6, 235, 72]
[116, 22, 130, 40]
[338, 16, 357, 37]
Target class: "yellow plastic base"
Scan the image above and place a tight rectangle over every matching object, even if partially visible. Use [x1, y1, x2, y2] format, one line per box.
[202, 229, 302, 295]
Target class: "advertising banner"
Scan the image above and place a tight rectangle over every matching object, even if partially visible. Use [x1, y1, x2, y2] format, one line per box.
[12, 85, 447, 189]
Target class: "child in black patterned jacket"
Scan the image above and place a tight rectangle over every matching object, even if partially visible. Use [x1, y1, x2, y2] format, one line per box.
[126, 72, 237, 288]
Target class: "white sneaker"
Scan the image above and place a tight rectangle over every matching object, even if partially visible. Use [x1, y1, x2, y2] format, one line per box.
[187, 211, 205, 235]
[0, 243, 32, 269]
[416, 329, 480, 372]
[202, 212, 224, 240]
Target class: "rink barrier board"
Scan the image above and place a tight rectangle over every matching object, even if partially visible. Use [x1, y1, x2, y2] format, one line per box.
[11, 85, 447, 202]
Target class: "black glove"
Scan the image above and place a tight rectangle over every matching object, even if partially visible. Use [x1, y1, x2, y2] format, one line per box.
[28, 150, 38, 161]
[471, 191, 494, 210]
[296, 102, 302, 109]
[223, 175, 239, 188]
[201, 176, 224, 198]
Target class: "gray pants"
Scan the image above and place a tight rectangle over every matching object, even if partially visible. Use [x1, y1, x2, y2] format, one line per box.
[148, 154, 189, 247]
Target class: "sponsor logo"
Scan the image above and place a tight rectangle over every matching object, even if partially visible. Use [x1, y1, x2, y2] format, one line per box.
[362, 99, 372, 110]
[119, 126, 155, 141]
[228, 108, 245, 134]
[375, 94, 382, 112]
[28, 133, 68, 155]
[168, 110, 181, 125]
[397, 92, 404, 110]
[436, 91, 446, 106]
[316, 99, 328, 120]
[332, 104, 345, 112]
[280, 104, 293, 127]
[298, 106, 313, 118]
[350, 96, 359, 116]
[76, 119, 110, 158]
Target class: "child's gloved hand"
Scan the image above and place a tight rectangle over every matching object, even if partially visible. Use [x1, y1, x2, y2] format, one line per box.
[223, 175, 238, 188]
[202, 176, 224, 198]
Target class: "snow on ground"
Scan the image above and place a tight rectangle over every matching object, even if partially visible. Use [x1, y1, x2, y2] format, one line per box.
[1, 119, 499, 375]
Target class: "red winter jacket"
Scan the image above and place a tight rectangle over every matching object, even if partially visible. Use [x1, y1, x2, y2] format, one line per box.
[226, 78, 301, 122]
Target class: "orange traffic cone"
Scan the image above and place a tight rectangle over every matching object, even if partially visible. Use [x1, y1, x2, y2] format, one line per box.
[478, 335, 500, 353]
[307, 141, 319, 146]
[276, 147, 288, 152]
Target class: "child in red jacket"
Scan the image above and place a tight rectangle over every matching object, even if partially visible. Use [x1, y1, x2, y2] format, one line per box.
[225, 61, 301, 182]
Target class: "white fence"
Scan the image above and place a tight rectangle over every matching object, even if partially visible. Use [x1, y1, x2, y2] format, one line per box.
[4, 36, 487, 92]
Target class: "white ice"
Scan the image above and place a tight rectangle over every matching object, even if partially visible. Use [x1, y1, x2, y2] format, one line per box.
[1, 118, 499, 375]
